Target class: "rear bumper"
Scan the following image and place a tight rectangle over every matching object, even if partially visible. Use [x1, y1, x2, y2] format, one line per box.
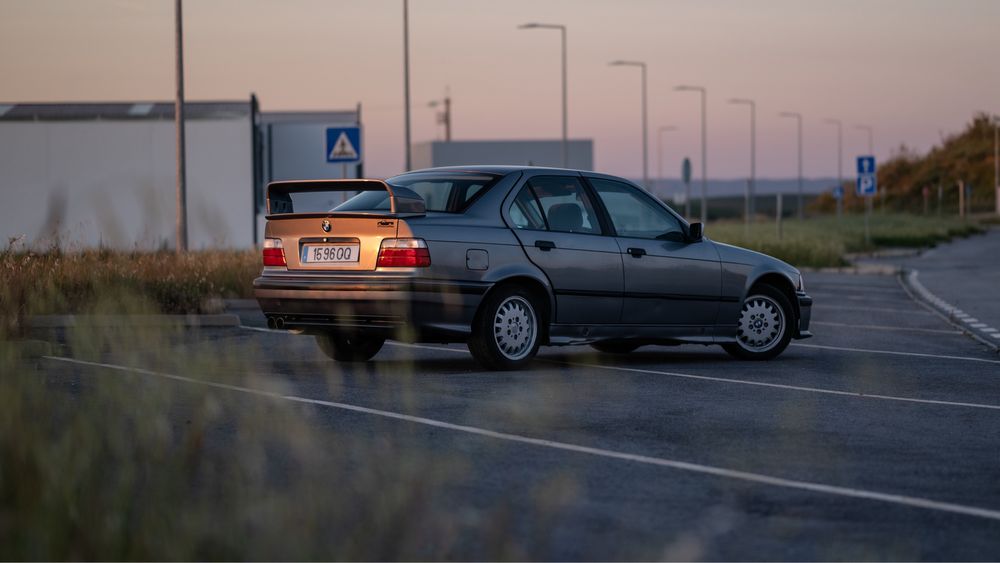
[794, 291, 813, 339]
[253, 274, 490, 339]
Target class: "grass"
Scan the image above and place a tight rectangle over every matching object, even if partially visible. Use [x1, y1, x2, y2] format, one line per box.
[706, 213, 985, 268]
[0, 246, 259, 334]
[0, 288, 595, 559]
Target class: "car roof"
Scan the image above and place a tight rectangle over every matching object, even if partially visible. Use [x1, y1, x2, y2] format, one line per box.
[401, 165, 581, 175]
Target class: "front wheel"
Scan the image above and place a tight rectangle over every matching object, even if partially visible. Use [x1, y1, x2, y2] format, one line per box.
[316, 332, 385, 363]
[722, 285, 794, 361]
[468, 286, 541, 370]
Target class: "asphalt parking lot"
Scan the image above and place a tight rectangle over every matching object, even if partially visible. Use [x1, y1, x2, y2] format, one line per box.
[37, 270, 1000, 560]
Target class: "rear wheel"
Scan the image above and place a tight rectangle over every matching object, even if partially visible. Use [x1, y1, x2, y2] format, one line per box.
[590, 340, 641, 354]
[469, 285, 541, 370]
[316, 332, 385, 363]
[723, 285, 794, 361]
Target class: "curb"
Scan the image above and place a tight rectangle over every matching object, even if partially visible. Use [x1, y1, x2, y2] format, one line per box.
[800, 264, 900, 276]
[26, 314, 241, 329]
[898, 270, 1000, 353]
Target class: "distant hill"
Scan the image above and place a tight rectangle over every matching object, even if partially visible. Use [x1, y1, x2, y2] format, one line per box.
[812, 113, 998, 215]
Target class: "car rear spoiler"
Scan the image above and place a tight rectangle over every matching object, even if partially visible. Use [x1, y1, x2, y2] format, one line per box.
[265, 179, 426, 216]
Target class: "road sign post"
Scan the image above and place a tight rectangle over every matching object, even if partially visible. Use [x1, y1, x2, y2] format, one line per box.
[682, 157, 692, 219]
[856, 155, 877, 245]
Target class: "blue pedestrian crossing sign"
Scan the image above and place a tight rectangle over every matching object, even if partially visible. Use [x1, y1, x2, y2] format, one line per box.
[856, 155, 877, 197]
[326, 126, 362, 164]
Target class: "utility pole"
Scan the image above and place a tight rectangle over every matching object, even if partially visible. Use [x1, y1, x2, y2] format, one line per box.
[403, 0, 412, 171]
[428, 90, 451, 141]
[174, 0, 187, 252]
[995, 115, 999, 216]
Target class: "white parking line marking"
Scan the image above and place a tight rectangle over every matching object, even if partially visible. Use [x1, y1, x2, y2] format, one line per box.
[791, 343, 1000, 364]
[41, 354, 1000, 523]
[982, 328, 999, 333]
[964, 318, 980, 324]
[811, 305, 934, 315]
[810, 321, 960, 335]
[387, 343, 1000, 410]
[970, 323, 988, 329]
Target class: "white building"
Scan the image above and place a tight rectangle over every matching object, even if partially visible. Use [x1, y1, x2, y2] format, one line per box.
[0, 99, 361, 250]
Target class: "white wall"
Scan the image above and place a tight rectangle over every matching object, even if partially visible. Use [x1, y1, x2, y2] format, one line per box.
[0, 118, 253, 250]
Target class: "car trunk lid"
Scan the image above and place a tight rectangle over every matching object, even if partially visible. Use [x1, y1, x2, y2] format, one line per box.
[264, 179, 424, 271]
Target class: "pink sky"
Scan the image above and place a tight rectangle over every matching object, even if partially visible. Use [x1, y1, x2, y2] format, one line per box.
[2, 0, 998, 179]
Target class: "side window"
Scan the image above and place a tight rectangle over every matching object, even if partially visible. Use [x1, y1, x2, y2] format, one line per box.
[509, 186, 547, 230]
[589, 179, 684, 240]
[527, 176, 601, 235]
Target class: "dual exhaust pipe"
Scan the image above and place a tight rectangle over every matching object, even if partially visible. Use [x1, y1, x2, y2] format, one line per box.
[266, 316, 286, 330]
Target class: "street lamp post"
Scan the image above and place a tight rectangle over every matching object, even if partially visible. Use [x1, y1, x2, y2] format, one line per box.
[676, 85, 707, 223]
[519, 23, 568, 167]
[995, 115, 999, 216]
[824, 118, 843, 218]
[657, 125, 677, 199]
[174, 0, 187, 252]
[610, 60, 648, 190]
[729, 98, 756, 220]
[856, 124, 874, 155]
[779, 112, 804, 220]
[403, 0, 412, 171]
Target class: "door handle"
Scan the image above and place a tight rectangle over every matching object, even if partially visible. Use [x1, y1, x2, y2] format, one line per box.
[535, 240, 556, 251]
[626, 247, 646, 257]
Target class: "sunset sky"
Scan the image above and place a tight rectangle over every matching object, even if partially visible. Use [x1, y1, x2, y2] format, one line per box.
[2, 0, 998, 179]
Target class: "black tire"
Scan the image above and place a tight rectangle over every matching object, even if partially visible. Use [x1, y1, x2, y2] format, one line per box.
[723, 284, 795, 361]
[590, 340, 642, 354]
[316, 332, 385, 363]
[468, 285, 542, 371]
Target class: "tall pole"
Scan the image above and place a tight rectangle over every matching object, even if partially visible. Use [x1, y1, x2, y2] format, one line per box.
[856, 124, 874, 241]
[174, 0, 187, 252]
[657, 125, 676, 198]
[993, 114, 999, 212]
[676, 85, 708, 224]
[780, 112, 804, 220]
[729, 98, 755, 220]
[610, 60, 648, 189]
[444, 93, 451, 141]
[403, 0, 412, 171]
[825, 118, 843, 218]
[519, 23, 568, 167]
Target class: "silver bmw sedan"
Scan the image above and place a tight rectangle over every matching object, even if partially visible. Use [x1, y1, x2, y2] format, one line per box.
[254, 166, 812, 370]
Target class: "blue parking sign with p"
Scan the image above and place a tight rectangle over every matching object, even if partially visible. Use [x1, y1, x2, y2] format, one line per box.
[856, 155, 877, 197]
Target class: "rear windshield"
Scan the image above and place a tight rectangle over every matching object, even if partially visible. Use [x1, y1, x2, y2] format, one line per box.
[332, 173, 499, 214]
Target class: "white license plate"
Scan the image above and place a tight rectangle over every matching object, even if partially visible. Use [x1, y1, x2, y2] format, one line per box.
[301, 243, 360, 263]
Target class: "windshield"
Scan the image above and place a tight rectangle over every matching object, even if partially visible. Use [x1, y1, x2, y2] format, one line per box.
[332, 173, 500, 213]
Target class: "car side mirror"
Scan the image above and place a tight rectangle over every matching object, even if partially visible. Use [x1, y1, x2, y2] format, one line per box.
[687, 222, 703, 242]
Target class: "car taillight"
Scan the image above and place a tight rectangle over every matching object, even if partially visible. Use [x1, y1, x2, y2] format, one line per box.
[262, 237, 286, 267]
[377, 238, 431, 267]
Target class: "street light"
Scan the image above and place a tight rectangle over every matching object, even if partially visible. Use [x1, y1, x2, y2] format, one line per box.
[519, 23, 568, 167]
[729, 98, 756, 220]
[824, 118, 843, 218]
[403, 0, 412, 170]
[610, 60, 648, 189]
[174, 0, 187, 252]
[995, 115, 999, 216]
[676, 85, 707, 223]
[779, 111, 804, 220]
[657, 125, 677, 199]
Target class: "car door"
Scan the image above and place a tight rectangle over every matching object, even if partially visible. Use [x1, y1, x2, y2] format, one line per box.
[505, 174, 624, 325]
[586, 176, 721, 326]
